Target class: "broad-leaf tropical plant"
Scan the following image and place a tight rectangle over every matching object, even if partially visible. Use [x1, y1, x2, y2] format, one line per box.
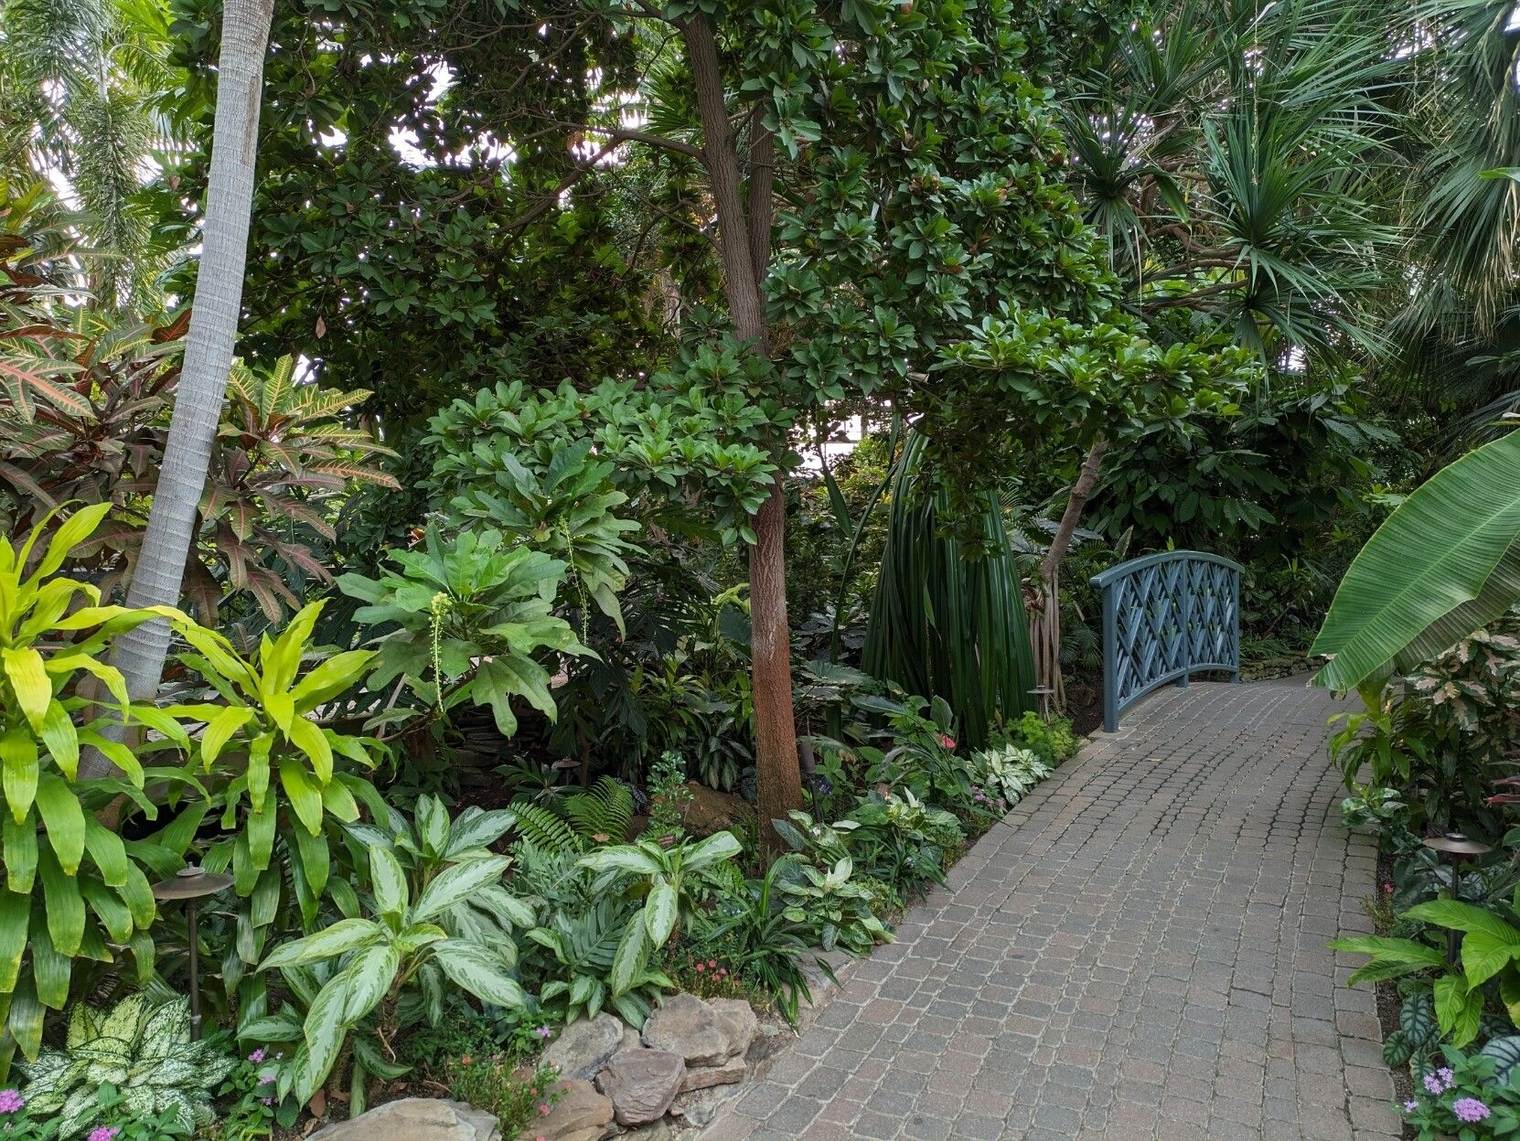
[0, 504, 194, 1071]
[339, 525, 588, 737]
[577, 830, 742, 1006]
[249, 803, 530, 1109]
[1312, 430, 1520, 691]
[1331, 894, 1520, 1048]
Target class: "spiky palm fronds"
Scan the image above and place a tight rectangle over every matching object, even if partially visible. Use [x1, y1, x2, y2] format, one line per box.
[0, 0, 185, 309]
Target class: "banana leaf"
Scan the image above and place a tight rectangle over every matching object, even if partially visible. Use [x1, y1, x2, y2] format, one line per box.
[1312, 430, 1520, 690]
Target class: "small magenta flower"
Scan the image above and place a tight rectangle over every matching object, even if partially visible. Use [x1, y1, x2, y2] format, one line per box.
[0, 1090, 22, 1113]
[1437, 1067, 1455, 1090]
[248, 1048, 266, 1063]
[1402, 1100, 1418, 1113]
[1454, 1098, 1491, 1123]
[1422, 1073, 1444, 1095]
[88, 1128, 120, 1141]
[535, 1026, 553, 1039]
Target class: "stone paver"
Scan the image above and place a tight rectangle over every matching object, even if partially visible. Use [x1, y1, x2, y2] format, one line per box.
[701, 678, 1397, 1140]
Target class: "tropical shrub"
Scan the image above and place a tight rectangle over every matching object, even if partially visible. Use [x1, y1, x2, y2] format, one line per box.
[996, 712, 1079, 766]
[967, 745, 1054, 808]
[524, 898, 671, 1026]
[1327, 627, 1520, 840]
[245, 798, 531, 1106]
[19, 994, 236, 1138]
[0, 506, 191, 1067]
[576, 831, 742, 1015]
[339, 525, 587, 738]
[845, 790, 965, 901]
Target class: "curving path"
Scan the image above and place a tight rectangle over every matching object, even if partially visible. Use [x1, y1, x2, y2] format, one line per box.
[701, 678, 1400, 1141]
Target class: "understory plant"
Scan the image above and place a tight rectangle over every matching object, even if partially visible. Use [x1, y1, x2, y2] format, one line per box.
[244, 796, 531, 1108]
[19, 994, 236, 1138]
[0, 506, 191, 1069]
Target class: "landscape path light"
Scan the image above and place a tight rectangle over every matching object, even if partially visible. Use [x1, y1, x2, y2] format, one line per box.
[1421, 831, 1492, 963]
[151, 865, 234, 1041]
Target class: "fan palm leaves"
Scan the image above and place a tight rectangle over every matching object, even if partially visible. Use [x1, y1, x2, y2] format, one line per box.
[1062, 0, 1405, 357]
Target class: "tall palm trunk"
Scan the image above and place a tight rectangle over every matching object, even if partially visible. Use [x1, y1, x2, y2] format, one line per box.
[83, 0, 276, 779]
[684, 14, 803, 846]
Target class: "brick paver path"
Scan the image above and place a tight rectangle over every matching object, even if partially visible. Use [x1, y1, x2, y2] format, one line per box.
[702, 678, 1400, 1141]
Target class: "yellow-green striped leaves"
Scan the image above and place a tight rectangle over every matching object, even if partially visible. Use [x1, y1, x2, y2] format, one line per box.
[0, 507, 190, 1068]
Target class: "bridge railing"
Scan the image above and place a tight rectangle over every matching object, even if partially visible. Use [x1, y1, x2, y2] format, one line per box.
[1090, 550, 1242, 732]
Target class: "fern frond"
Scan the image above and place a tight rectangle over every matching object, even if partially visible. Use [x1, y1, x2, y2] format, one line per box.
[511, 802, 583, 854]
[564, 777, 634, 843]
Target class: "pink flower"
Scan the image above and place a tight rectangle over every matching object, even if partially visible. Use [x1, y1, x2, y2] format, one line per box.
[88, 1129, 119, 1141]
[707, 960, 717, 969]
[695, 962, 705, 972]
[535, 1025, 553, 1038]
[248, 1048, 266, 1063]
[1402, 1101, 1418, 1112]
[0, 1091, 22, 1113]
[539, 1104, 550, 1115]
[939, 735, 955, 749]
[1454, 1098, 1490, 1123]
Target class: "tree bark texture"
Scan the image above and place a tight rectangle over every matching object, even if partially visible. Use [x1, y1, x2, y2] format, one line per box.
[1031, 437, 1110, 708]
[684, 15, 803, 839]
[88, 0, 276, 778]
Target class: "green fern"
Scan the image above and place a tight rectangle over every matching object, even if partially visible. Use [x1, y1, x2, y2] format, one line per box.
[563, 777, 634, 843]
[511, 803, 583, 854]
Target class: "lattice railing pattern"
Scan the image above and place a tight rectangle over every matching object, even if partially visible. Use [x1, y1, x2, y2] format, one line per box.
[1090, 551, 1242, 732]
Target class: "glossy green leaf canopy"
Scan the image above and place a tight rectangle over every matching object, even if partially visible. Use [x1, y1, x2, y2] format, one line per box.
[1312, 431, 1520, 690]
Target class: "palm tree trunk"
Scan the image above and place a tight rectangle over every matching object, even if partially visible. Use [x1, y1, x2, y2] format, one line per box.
[684, 14, 803, 844]
[83, 0, 276, 779]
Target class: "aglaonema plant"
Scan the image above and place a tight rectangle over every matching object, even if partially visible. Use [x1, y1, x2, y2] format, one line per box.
[577, 831, 741, 1011]
[244, 795, 531, 1112]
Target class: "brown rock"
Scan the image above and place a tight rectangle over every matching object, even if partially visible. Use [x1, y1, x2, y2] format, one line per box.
[309, 1099, 497, 1141]
[640, 994, 733, 1067]
[678, 782, 752, 837]
[708, 998, 759, 1058]
[595, 1049, 686, 1126]
[520, 1079, 612, 1141]
[678, 1056, 747, 1093]
[541, 1013, 625, 1081]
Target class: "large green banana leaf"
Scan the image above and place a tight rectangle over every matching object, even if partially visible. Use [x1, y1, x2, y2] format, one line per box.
[1312, 430, 1520, 690]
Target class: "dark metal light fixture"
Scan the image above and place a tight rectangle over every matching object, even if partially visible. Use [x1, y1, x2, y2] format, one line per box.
[1422, 832, 1493, 962]
[151, 866, 234, 1041]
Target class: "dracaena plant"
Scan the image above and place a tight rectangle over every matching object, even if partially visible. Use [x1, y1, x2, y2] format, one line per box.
[338, 525, 588, 737]
[0, 504, 198, 1071]
[244, 796, 531, 1110]
[160, 600, 384, 979]
[0, 215, 397, 623]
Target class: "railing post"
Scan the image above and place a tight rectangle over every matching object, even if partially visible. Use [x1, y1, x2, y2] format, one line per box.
[1101, 577, 1119, 733]
[1178, 558, 1193, 688]
[1230, 564, 1242, 684]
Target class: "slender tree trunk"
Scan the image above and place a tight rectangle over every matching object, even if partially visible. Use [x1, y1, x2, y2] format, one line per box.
[1033, 438, 1110, 708]
[85, 0, 276, 779]
[684, 15, 803, 841]
[1041, 438, 1109, 587]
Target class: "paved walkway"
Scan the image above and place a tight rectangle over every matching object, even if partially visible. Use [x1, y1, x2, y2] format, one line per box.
[702, 678, 1399, 1141]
